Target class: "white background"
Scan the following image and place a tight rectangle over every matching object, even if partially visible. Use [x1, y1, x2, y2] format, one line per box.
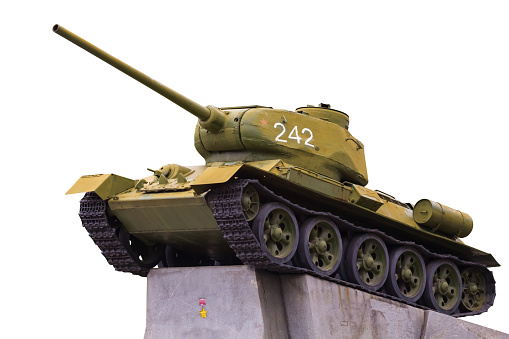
[2, 1, 508, 337]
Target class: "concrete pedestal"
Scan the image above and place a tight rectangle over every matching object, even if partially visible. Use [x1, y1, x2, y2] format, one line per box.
[145, 266, 507, 339]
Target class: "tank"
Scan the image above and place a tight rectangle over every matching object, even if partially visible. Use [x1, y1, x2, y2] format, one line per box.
[55, 24, 498, 317]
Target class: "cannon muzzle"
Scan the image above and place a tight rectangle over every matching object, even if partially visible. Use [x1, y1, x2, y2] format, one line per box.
[53, 24, 226, 132]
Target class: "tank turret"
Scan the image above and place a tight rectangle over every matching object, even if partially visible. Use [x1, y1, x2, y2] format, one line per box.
[53, 25, 367, 185]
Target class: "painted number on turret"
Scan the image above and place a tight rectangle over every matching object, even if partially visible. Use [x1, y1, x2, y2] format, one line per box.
[274, 123, 315, 147]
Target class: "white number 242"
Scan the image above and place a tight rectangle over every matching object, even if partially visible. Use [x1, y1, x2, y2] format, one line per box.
[274, 123, 315, 147]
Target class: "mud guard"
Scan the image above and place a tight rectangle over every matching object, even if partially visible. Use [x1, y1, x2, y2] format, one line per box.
[66, 174, 136, 200]
[191, 160, 284, 194]
[191, 164, 243, 194]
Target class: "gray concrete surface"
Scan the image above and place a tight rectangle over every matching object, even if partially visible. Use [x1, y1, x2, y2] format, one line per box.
[422, 311, 508, 339]
[145, 266, 508, 339]
[280, 274, 425, 338]
[145, 266, 276, 339]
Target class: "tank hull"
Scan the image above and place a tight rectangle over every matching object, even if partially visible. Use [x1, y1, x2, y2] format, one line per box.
[71, 160, 498, 268]
[74, 166, 496, 317]
[108, 187, 234, 260]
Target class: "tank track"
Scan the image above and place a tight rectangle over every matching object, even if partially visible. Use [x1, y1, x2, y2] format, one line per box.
[207, 179, 496, 317]
[77, 180, 495, 316]
[79, 192, 151, 277]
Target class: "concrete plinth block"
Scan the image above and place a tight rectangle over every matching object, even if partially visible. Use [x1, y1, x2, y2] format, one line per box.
[145, 267, 507, 338]
[422, 310, 508, 339]
[144, 266, 288, 339]
[279, 274, 425, 338]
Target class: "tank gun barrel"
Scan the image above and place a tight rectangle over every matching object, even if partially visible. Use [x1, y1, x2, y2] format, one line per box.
[53, 25, 225, 132]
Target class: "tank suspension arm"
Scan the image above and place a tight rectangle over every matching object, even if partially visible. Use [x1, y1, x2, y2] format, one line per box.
[53, 25, 226, 132]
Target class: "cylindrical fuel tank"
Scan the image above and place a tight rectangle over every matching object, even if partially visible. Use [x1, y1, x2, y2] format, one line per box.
[413, 199, 473, 238]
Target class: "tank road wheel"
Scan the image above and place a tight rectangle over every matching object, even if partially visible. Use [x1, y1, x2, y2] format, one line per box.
[385, 246, 426, 302]
[423, 259, 462, 314]
[253, 202, 299, 264]
[118, 227, 164, 268]
[345, 234, 389, 291]
[460, 267, 487, 312]
[241, 184, 260, 221]
[296, 217, 342, 275]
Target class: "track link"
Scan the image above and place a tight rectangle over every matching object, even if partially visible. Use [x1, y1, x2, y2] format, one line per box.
[79, 192, 150, 277]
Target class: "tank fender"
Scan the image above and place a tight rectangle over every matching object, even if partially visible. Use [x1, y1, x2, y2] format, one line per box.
[66, 174, 136, 200]
[191, 160, 283, 194]
[191, 164, 243, 193]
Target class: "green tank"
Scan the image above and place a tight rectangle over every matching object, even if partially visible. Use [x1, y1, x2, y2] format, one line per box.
[55, 25, 498, 317]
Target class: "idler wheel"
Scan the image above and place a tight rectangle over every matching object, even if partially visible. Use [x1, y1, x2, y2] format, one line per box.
[252, 202, 299, 264]
[241, 184, 260, 221]
[296, 217, 342, 275]
[385, 246, 426, 302]
[460, 267, 487, 312]
[345, 233, 388, 291]
[118, 227, 164, 268]
[423, 259, 462, 314]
